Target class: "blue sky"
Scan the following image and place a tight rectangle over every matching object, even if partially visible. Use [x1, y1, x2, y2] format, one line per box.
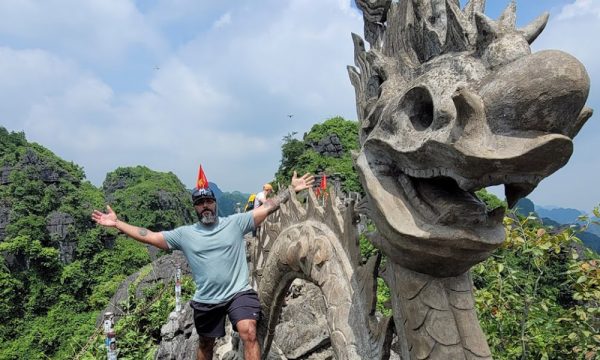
[0, 0, 598, 211]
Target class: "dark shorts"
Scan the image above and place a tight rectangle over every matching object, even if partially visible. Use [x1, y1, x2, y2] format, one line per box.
[190, 289, 261, 338]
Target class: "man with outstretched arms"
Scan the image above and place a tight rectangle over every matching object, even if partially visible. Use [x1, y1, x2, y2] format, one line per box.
[92, 171, 314, 360]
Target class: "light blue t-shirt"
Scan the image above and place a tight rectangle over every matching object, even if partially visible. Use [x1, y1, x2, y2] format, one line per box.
[163, 212, 255, 304]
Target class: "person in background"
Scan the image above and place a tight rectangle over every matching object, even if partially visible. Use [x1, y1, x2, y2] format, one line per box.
[252, 183, 273, 237]
[253, 183, 273, 209]
[92, 171, 314, 360]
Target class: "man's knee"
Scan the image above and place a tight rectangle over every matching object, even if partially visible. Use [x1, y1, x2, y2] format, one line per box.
[236, 319, 258, 342]
[198, 336, 216, 350]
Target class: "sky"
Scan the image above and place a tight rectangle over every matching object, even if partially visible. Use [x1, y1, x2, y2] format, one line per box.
[0, 0, 598, 212]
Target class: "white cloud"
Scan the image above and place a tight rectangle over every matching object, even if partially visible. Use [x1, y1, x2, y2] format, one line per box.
[2, 0, 595, 211]
[213, 12, 232, 29]
[0, 0, 166, 65]
[177, 0, 362, 128]
[0, 47, 98, 128]
[525, 0, 600, 211]
[557, 0, 600, 20]
[150, 0, 364, 189]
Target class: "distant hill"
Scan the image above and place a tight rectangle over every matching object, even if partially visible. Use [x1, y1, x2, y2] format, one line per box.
[540, 217, 561, 228]
[530, 204, 599, 254]
[534, 217, 600, 252]
[205, 182, 249, 217]
[499, 197, 600, 254]
[208, 181, 223, 198]
[0, 127, 197, 358]
[536, 206, 584, 224]
[588, 223, 600, 237]
[514, 198, 535, 216]
[577, 231, 600, 253]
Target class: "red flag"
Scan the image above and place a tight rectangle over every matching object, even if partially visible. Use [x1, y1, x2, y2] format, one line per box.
[196, 165, 209, 189]
[320, 174, 327, 190]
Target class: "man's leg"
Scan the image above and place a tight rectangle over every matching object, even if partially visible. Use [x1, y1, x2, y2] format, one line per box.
[197, 336, 216, 360]
[191, 300, 227, 360]
[227, 289, 262, 360]
[236, 319, 260, 360]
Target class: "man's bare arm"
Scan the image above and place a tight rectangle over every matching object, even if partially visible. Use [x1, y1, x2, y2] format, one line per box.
[252, 189, 291, 226]
[92, 205, 169, 250]
[252, 171, 314, 227]
[114, 219, 169, 250]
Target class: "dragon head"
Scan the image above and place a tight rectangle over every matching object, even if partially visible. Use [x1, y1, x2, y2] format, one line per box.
[349, 0, 592, 276]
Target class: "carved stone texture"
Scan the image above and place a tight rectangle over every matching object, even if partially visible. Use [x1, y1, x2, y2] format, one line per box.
[274, 280, 330, 359]
[349, 0, 592, 277]
[348, 1, 592, 357]
[309, 134, 345, 158]
[384, 263, 491, 360]
[255, 187, 393, 360]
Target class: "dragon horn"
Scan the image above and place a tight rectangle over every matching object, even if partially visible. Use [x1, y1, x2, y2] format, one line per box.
[498, 0, 517, 29]
[518, 12, 549, 44]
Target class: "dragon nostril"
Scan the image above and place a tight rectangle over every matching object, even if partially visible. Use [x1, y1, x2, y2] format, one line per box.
[402, 87, 434, 131]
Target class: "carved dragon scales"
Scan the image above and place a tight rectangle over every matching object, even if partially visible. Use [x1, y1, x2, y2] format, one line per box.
[253, 1, 592, 359]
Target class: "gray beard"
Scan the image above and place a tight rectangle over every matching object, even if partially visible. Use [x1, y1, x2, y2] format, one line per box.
[198, 210, 216, 225]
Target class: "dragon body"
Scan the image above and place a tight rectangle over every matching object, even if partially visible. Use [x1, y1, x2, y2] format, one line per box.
[253, 1, 592, 359]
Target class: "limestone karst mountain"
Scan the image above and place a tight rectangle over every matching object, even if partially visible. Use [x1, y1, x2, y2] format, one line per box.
[0, 127, 195, 358]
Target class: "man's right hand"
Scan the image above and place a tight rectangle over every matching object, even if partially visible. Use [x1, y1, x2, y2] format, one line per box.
[92, 205, 118, 227]
[91, 205, 169, 250]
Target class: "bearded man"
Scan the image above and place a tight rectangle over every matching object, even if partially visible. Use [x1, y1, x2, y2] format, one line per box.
[92, 171, 314, 360]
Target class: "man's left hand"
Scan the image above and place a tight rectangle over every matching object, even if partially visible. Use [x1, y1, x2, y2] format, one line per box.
[291, 171, 315, 193]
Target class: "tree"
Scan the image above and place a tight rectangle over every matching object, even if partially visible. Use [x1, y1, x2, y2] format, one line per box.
[274, 117, 362, 193]
[473, 209, 600, 359]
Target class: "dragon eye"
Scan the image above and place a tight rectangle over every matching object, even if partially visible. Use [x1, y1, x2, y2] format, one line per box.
[401, 87, 434, 131]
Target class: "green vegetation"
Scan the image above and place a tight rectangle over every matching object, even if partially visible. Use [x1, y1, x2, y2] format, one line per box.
[476, 188, 507, 211]
[217, 190, 250, 216]
[0, 127, 195, 359]
[474, 210, 600, 360]
[77, 275, 196, 360]
[103, 166, 195, 231]
[277, 119, 599, 359]
[1, 116, 599, 360]
[274, 116, 362, 193]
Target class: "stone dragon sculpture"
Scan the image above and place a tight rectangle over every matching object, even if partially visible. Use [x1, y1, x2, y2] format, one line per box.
[252, 1, 592, 359]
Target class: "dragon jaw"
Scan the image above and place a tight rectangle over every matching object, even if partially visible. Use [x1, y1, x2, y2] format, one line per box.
[354, 49, 589, 277]
[349, 1, 592, 277]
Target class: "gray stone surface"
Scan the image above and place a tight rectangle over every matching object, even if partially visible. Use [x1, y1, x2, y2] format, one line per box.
[0, 166, 10, 185]
[46, 211, 77, 263]
[151, 2, 592, 359]
[155, 306, 199, 360]
[309, 134, 345, 158]
[347, 1, 592, 358]
[0, 204, 9, 241]
[96, 251, 191, 327]
[154, 282, 322, 360]
[273, 280, 330, 359]
[46, 211, 75, 241]
[255, 190, 394, 360]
